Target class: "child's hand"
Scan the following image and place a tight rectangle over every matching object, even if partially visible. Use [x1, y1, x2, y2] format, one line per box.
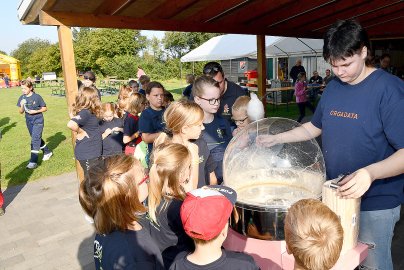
[232, 128, 240, 136]
[77, 130, 89, 141]
[20, 99, 27, 106]
[105, 128, 112, 135]
[26, 109, 35, 115]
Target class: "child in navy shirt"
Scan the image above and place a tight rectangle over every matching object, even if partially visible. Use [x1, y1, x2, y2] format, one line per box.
[123, 93, 147, 155]
[170, 185, 259, 270]
[147, 144, 195, 269]
[193, 76, 232, 184]
[100, 102, 124, 157]
[67, 86, 102, 176]
[17, 80, 53, 169]
[139, 82, 166, 166]
[79, 155, 164, 270]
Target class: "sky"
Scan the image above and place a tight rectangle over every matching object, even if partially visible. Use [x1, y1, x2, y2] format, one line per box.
[0, 0, 165, 55]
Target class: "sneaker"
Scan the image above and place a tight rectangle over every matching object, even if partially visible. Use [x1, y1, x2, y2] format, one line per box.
[26, 162, 38, 169]
[0, 207, 4, 216]
[42, 152, 53, 161]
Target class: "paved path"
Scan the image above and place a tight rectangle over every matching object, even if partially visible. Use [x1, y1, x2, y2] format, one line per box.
[0, 172, 403, 269]
[0, 172, 95, 270]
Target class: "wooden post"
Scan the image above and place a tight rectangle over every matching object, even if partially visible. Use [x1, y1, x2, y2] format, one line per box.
[57, 25, 84, 182]
[256, 35, 267, 112]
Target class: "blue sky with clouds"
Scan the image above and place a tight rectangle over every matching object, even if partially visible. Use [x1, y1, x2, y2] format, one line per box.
[1, 0, 165, 55]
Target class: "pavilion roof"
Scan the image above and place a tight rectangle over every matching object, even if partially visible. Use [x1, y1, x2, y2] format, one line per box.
[18, 0, 404, 39]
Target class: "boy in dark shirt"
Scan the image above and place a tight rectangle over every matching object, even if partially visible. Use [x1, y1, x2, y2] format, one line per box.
[17, 80, 53, 169]
[170, 186, 259, 270]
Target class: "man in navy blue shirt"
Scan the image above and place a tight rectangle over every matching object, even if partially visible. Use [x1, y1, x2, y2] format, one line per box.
[257, 20, 404, 270]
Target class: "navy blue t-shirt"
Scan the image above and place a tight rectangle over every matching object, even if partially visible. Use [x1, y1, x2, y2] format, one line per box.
[100, 117, 124, 156]
[17, 92, 46, 121]
[123, 113, 140, 145]
[148, 199, 194, 269]
[192, 138, 217, 187]
[311, 69, 404, 211]
[71, 109, 102, 160]
[139, 107, 165, 154]
[219, 80, 248, 127]
[202, 115, 232, 151]
[202, 115, 232, 182]
[139, 89, 146, 95]
[94, 228, 164, 270]
[169, 250, 260, 270]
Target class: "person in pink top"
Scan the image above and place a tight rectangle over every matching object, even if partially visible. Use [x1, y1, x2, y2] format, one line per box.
[137, 66, 146, 80]
[294, 72, 315, 123]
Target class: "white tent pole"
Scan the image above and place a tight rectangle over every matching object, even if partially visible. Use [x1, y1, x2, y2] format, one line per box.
[192, 62, 195, 74]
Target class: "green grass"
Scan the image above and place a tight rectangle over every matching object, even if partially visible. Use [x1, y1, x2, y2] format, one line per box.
[0, 79, 187, 188]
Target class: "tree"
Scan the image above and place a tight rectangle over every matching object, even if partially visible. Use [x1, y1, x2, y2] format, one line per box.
[26, 44, 62, 77]
[73, 28, 147, 73]
[0, 50, 7, 55]
[162, 32, 221, 58]
[11, 38, 51, 77]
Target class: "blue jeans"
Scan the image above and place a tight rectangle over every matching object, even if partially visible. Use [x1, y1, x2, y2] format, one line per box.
[359, 205, 401, 270]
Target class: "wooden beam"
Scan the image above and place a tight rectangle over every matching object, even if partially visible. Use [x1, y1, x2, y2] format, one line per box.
[57, 25, 84, 182]
[144, 0, 199, 19]
[94, 0, 135, 15]
[38, 10, 311, 37]
[256, 35, 267, 112]
[20, 0, 48, 24]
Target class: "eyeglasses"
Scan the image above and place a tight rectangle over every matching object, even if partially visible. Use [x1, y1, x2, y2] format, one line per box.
[203, 65, 223, 75]
[138, 175, 149, 186]
[197, 96, 220, 105]
[232, 116, 248, 124]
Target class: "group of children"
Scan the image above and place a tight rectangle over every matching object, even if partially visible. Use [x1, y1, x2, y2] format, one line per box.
[14, 71, 346, 269]
[71, 74, 345, 270]
[79, 148, 344, 270]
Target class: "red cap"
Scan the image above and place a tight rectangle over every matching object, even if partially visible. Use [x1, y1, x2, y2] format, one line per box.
[180, 186, 237, 241]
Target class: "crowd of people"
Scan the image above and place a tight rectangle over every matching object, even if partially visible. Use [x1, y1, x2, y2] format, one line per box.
[3, 19, 402, 270]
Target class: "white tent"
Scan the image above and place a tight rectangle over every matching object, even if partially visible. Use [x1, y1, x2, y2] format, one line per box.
[248, 37, 323, 58]
[180, 34, 281, 62]
[180, 34, 323, 62]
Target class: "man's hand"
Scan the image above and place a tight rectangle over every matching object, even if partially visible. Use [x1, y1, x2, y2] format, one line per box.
[338, 168, 373, 198]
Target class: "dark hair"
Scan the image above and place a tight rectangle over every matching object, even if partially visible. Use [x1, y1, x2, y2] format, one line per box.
[164, 91, 174, 102]
[323, 20, 371, 66]
[128, 80, 139, 88]
[203, 62, 224, 77]
[83, 71, 96, 82]
[146, 81, 165, 95]
[139, 75, 150, 85]
[380, 53, 391, 61]
[21, 79, 34, 89]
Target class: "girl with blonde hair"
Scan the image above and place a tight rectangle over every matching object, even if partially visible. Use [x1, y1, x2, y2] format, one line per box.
[67, 86, 103, 176]
[79, 155, 164, 270]
[154, 99, 217, 189]
[147, 143, 195, 268]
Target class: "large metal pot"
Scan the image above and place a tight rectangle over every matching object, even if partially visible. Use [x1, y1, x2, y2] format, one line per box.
[223, 118, 326, 240]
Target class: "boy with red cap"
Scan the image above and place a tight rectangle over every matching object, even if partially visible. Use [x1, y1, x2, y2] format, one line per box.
[170, 186, 259, 270]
